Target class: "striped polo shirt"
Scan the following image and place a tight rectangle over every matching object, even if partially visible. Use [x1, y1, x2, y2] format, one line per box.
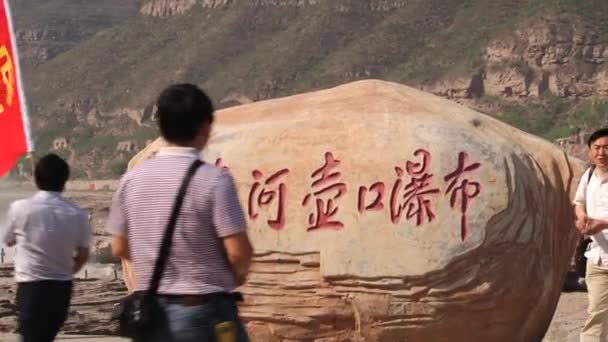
[106, 147, 247, 294]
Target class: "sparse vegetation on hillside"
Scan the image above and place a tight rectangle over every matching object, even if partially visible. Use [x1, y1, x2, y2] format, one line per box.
[11, 0, 608, 178]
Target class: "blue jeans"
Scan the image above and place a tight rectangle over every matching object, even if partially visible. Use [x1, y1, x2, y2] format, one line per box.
[139, 296, 249, 342]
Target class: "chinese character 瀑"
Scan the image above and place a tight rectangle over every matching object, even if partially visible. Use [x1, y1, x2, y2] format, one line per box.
[302, 152, 347, 231]
[444, 152, 481, 241]
[358, 182, 386, 213]
[390, 149, 440, 226]
[248, 168, 290, 230]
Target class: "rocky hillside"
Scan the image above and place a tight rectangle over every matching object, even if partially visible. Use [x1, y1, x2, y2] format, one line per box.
[10, 0, 608, 178]
[11, 1, 140, 69]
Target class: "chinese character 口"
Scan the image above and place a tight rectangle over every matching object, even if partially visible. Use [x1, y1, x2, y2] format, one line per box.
[358, 182, 386, 213]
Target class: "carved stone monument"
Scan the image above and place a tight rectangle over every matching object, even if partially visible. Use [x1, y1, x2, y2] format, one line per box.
[126, 80, 583, 341]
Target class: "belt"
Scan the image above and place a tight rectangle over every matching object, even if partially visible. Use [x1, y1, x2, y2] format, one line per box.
[157, 292, 243, 306]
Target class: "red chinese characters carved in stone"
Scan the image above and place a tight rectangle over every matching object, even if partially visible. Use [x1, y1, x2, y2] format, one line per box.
[444, 152, 481, 241]
[358, 182, 386, 213]
[248, 168, 290, 230]
[302, 152, 347, 231]
[390, 149, 440, 226]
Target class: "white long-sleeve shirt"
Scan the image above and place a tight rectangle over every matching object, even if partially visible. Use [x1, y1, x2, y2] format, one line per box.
[1, 191, 91, 282]
[574, 168, 608, 265]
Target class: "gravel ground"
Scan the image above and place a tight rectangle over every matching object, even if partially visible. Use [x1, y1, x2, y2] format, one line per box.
[0, 188, 593, 340]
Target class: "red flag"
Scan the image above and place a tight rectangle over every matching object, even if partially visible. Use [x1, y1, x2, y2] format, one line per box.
[0, 0, 32, 177]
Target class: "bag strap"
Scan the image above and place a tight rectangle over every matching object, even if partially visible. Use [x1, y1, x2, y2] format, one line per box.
[585, 165, 596, 213]
[148, 159, 203, 295]
[588, 165, 596, 184]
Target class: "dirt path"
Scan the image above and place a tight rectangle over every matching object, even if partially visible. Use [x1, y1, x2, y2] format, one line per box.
[544, 291, 588, 341]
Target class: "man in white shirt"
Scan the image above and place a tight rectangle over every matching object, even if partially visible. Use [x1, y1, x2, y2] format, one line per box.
[574, 128, 608, 342]
[1, 154, 91, 342]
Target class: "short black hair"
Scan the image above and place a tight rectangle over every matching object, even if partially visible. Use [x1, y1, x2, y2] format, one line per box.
[156, 83, 214, 144]
[34, 153, 70, 192]
[588, 128, 608, 147]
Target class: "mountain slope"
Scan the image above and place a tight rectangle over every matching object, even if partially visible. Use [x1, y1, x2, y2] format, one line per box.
[11, 0, 140, 69]
[12, 0, 608, 178]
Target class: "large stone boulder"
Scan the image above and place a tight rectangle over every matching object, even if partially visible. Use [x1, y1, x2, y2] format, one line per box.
[127, 80, 584, 341]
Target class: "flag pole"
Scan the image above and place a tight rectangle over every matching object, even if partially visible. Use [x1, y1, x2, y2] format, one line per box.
[4, 0, 34, 153]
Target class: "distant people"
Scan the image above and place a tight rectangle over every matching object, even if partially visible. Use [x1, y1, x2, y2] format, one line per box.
[1, 153, 91, 342]
[107, 84, 253, 341]
[574, 128, 608, 342]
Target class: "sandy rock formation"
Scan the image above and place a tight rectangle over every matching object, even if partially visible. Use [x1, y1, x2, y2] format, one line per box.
[127, 80, 584, 341]
[139, 0, 415, 16]
[140, 0, 230, 16]
[428, 18, 608, 100]
[140, 0, 197, 16]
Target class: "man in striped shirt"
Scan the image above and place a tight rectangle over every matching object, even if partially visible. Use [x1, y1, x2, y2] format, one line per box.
[107, 84, 253, 341]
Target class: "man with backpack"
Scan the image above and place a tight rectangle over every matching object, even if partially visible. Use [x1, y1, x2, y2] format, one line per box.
[575, 128, 608, 342]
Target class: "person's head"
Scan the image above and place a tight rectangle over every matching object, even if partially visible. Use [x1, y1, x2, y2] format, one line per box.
[34, 153, 70, 192]
[156, 83, 215, 149]
[588, 128, 608, 169]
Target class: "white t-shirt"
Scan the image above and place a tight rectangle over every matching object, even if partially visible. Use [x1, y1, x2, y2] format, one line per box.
[573, 168, 608, 265]
[1, 191, 91, 282]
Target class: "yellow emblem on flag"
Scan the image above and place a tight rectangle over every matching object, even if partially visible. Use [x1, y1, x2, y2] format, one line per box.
[0, 45, 14, 114]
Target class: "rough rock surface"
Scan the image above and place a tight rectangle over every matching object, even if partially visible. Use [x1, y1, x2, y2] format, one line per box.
[126, 80, 583, 341]
[137, 0, 411, 17]
[139, 0, 198, 17]
[426, 18, 608, 100]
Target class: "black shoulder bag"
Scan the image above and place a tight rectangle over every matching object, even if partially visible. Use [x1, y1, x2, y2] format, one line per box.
[111, 159, 203, 338]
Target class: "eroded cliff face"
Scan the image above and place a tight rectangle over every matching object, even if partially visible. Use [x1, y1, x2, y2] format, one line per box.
[11, 0, 608, 179]
[140, 0, 198, 17]
[15, 27, 108, 68]
[11, 0, 140, 68]
[427, 18, 608, 99]
[138, 0, 410, 17]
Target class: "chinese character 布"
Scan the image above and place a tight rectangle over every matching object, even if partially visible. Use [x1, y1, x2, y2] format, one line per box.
[444, 152, 481, 241]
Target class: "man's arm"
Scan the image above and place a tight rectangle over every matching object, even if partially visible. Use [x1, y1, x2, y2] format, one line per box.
[222, 232, 253, 286]
[106, 182, 130, 260]
[74, 211, 92, 273]
[573, 171, 589, 233]
[73, 247, 89, 273]
[583, 218, 608, 235]
[575, 203, 589, 232]
[2, 234, 16, 247]
[111, 235, 130, 260]
[213, 171, 253, 286]
[1, 204, 17, 247]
